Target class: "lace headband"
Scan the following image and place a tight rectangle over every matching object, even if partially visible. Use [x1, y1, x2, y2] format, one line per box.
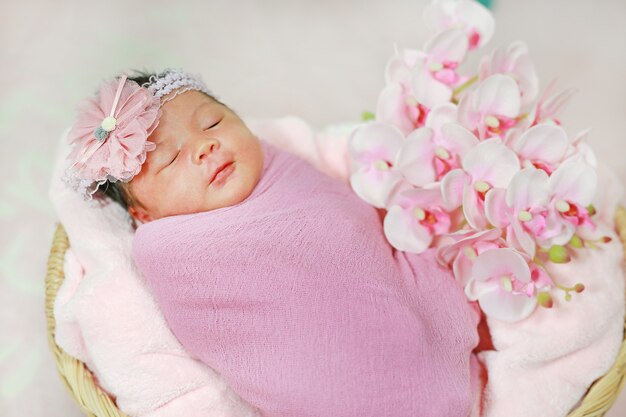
[63, 68, 212, 201]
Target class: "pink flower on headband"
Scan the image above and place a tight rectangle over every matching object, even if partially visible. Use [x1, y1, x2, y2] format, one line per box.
[65, 75, 161, 199]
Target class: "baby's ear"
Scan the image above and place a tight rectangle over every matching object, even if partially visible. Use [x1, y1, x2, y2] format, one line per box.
[128, 205, 153, 224]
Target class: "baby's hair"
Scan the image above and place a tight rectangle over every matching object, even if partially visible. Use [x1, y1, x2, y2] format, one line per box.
[100, 69, 222, 215]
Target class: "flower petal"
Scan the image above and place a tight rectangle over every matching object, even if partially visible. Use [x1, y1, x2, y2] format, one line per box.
[515, 124, 570, 165]
[462, 140, 520, 187]
[384, 205, 433, 253]
[424, 27, 469, 64]
[348, 122, 404, 164]
[396, 128, 437, 186]
[412, 61, 453, 109]
[476, 284, 537, 322]
[441, 168, 469, 209]
[548, 161, 597, 206]
[349, 167, 404, 208]
[472, 247, 531, 283]
[375, 83, 416, 136]
[505, 167, 550, 210]
[440, 123, 479, 158]
[475, 74, 521, 118]
[484, 187, 510, 228]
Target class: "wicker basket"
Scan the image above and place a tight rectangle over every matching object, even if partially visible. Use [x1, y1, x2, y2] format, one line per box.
[45, 208, 626, 417]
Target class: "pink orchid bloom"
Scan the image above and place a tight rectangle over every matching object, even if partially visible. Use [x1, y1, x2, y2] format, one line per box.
[383, 187, 452, 253]
[437, 228, 504, 286]
[513, 124, 571, 175]
[441, 139, 520, 229]
[458, 74, 522, 139]
[465, 248, 538, 322]
[478, 41, 539, 109]
[547, 160, 597, 233]
[395, 121, 479, 187]
[484, 167, 551, 258]
[376, 48, 430, 135]
[347, 122, 406, 208]
[411, 28, 469, 109]
[423, 0, 495, 50]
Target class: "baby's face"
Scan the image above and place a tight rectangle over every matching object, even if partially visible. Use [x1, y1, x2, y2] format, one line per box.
[128, 90, 263, 223]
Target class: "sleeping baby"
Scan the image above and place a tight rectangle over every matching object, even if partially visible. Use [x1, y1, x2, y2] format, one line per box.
[65, 69, 482, 417]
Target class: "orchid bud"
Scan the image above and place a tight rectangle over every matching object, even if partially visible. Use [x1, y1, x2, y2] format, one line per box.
[601, 236, 612, 244]
[548, 245, 570, 263]
[537, 292, 553, 308]
[586, 204, 596, 216]
[569, 235, 584, 249]
[361, 111, 375, 121]
[574, 283, 585, 293]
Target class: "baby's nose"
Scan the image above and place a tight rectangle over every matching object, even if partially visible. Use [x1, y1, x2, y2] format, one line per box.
[193, 138, 220, 164]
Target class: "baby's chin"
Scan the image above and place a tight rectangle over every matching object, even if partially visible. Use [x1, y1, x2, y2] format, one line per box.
[204, 165, 260, 210]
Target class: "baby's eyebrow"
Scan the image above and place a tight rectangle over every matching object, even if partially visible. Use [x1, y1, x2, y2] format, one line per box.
[192, 102, 213, 124]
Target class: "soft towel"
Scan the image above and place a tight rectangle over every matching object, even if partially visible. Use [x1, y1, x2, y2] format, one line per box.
[132, 138, 481, 417]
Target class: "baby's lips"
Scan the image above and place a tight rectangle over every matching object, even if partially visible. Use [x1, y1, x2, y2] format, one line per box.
[208, 159, 235, 185]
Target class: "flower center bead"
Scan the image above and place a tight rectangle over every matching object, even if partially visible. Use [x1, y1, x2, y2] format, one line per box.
[374, 159, 392, 171]
[101, 116, 117, 132]
[500, 275, 513, 292]
[518, 210, 533, 222]
[435, 146, 450, 160]
[413, 207, 426, 220]
[484, 115, 500, 128]
[555, 200, 570, 213]
[473, 181, 490, 193]
[429, 61, 444, 72]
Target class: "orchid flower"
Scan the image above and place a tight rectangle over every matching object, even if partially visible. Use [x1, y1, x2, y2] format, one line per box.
[376, 48, 430, 135]
[384, 187, 452, 253]
[513, 124, 571, 175]
[465, 248, 538, 322]
[478, 41, 539, 109]
[348, 122, 405, 208]
[458, 74, 522, 139]
[484, 167, 551, 258]
[441, 139, 520, 229]
[437, 228, 504, 286]
[395, 120, 479, 186]
[412, 28, 469, 109]
[547, 160, 597, 233]
[423, 0, 495, 50]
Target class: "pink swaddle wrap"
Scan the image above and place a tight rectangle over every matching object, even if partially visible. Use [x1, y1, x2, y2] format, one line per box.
[132, 140, 481, 417]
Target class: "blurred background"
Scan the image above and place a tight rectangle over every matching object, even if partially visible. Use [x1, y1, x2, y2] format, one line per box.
[0, 0, 624, 416]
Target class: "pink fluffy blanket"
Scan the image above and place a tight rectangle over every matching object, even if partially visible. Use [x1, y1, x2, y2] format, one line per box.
[132, 139, 482, 417]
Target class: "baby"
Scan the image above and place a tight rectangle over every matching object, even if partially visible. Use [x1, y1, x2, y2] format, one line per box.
[66, 69, 481, 417]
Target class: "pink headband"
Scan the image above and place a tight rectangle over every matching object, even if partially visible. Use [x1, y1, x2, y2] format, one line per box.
[63, 69, 212, 201]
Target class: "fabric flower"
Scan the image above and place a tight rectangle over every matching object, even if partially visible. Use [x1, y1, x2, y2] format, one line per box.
[348, 122, 405, 208]
[513, 124, 571, 175]
[458, 74, 522, 140]
[465, 248, 538, 322]
[441, 139, 520, 229]
[395, 120, 478, 186]
[65, 76, 161, 199]
[411, 28, 469, 109]
[478, 41, 539, 109]
[423, 0, 495, 50]
[383, 187, 452, 253]
[437, 228, 504, 286]
[376, 47, 430, 135]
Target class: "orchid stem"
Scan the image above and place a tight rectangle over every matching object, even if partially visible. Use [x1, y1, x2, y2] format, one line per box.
[452, 75, 479, 98]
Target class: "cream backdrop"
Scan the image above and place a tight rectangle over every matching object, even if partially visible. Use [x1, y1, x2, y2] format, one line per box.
[0, 0, 624, 416]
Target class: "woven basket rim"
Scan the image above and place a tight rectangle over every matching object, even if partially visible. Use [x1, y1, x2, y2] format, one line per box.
[44, 208, 626, 417]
